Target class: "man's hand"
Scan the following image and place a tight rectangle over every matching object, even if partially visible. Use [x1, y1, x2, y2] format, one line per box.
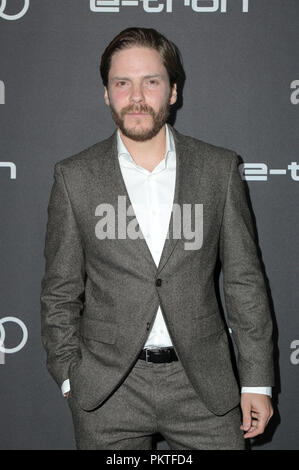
[64, 392, 70, 400]
[240, 393, 273, 438]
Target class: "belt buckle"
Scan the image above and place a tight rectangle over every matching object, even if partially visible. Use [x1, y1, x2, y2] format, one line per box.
[165, 348, 171, 362]
[145, 348, 151, 363]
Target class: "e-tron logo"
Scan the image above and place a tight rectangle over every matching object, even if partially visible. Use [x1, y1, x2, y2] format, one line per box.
[0, 162, 16, 179]
[290, 80, 299, 105]
[90, 0, 249, 14]
[0, 317, 28, 361]
[0, 80, 4, 104]
[239, 162, 299, 181]
[0, 0, 30, 20]
[290, 340, 299, 365]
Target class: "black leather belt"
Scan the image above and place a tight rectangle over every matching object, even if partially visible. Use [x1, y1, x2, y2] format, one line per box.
[138, 347, 178, 363]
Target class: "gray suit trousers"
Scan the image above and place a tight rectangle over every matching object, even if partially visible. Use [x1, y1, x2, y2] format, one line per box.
[67, 357, 245, 450]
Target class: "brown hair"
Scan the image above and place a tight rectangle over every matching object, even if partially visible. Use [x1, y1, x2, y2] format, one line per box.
[100, 27, 183, 90]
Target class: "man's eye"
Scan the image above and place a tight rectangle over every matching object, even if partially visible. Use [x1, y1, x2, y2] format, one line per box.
[116, 81, 127, 87]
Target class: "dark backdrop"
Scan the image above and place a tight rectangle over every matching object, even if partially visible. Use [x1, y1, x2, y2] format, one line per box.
[0, 0, 298, 450]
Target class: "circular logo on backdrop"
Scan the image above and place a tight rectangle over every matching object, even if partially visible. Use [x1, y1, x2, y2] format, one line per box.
[0, 317, 28, 353]
[0, 0, 29, 20]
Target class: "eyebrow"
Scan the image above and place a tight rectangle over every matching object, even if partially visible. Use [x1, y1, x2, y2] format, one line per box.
[110, 74, 164, 82]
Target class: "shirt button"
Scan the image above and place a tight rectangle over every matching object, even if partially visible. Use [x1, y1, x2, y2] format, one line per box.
[155, 278, 162, 287]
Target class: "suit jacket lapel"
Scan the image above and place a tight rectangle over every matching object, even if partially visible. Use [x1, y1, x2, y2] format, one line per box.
[157, 124, 205, 273]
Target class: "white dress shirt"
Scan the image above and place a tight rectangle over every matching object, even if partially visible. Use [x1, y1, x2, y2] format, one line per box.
[61, 123, 271, 398]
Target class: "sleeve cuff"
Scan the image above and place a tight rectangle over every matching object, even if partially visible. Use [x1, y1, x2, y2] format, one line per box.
[241, 386, 272, 397]
[61, 379, 70, 397]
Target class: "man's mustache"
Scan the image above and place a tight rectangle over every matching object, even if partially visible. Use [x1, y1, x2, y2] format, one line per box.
[122, 105, 155, 115]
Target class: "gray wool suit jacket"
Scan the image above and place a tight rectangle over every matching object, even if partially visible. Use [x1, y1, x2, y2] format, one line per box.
[40, 124, 275, 416]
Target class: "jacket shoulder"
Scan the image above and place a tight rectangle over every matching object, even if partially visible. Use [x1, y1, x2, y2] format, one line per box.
[176, 130, 238, 163]
[54, 134, 114, 172]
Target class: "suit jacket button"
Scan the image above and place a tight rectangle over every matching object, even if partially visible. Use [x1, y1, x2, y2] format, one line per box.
[155, 278, 162, 287]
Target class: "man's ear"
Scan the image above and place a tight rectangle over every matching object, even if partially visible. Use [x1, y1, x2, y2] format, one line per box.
[170, 83, 177, 105]
[104, 87, 110, 106]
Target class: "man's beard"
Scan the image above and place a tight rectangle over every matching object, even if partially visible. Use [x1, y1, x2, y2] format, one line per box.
[109, 94, 171, 142]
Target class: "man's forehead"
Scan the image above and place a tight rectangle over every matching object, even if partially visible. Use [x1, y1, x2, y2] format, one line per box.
[110, 57, 167, 81]
[110, 47, 164, 69]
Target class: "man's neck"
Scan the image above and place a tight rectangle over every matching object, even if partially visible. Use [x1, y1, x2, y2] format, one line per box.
[118, 124, 167, 172]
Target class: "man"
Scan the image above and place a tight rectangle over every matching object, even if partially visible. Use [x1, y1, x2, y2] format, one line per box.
[40, 27, 274, 450]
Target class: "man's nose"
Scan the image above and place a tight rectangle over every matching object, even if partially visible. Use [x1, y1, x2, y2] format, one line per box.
[130, 83, 145, 103]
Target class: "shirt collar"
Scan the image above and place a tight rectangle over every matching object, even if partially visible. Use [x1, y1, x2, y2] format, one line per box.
[117, 122, 175, 171]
